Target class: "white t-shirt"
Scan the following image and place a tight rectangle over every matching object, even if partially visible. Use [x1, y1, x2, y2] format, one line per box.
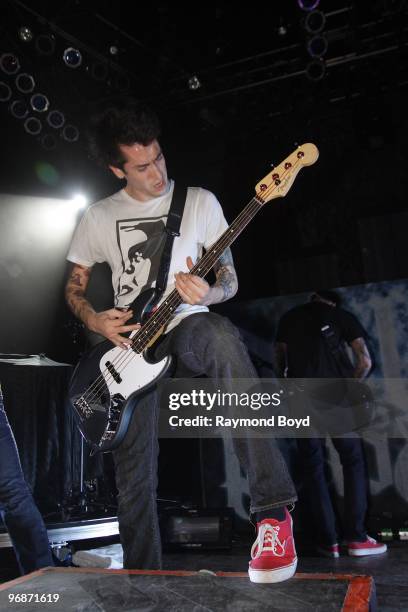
[67, 180, 228, 332]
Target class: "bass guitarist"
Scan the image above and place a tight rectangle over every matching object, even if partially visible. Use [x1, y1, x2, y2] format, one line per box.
[65, 97, 298, 583]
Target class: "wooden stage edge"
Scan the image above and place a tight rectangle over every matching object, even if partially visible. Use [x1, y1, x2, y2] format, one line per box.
[0, 567, 374, 611]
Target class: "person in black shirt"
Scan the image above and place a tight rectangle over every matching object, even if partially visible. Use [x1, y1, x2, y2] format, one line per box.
[275, 291, 387, 558]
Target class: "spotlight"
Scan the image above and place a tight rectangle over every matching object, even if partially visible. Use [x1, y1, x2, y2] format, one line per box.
[0, 82, 12, 102]
[109, 46, 119, 55]
[47, 110, 65, 129]
[62, 124, 79, 142]
[24, 116, 42, 135]
[304, 10, 326, 34]
[70, 194, 87, 210]
[30, 93, 50, 112]
[63, 47, 82, 68]
[40, 133, 57, 151]
[18, 26, 33, 43]
[91, 62, 108, 81]
[15, 73, 35, 93]
[306, 58, 326, 81]
[298, 0, 320, 10]
[0, 53, 20, 75]
[188, 75, 201, 90]
[10, 100, 29, 119]
[35, 34, 56, 56]
[307, 35, 328, 58]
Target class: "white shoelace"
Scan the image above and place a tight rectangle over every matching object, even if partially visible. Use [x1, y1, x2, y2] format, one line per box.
[251, 524, 285, 559]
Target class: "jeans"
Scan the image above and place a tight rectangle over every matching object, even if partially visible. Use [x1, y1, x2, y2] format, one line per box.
[297, 436, 368, 545]
[0, 388, 54, 574]
[113, 312, 297, 569]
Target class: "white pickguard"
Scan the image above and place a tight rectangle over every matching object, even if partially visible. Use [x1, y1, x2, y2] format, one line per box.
[99, 345, 169, 399]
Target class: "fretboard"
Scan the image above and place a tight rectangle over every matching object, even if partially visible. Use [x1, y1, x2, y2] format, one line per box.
[131, 195, 264, 353]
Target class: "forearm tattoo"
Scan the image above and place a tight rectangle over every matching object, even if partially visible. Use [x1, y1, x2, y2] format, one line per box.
[352, 338, 372, 379]
[65, 265, 93, 323]
[213, 248, 238, 301]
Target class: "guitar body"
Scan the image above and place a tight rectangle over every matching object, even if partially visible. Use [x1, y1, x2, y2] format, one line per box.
[69, 289, 172, 452]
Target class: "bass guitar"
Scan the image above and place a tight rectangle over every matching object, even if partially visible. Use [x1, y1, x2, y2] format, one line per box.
[69, 143, 319, 451]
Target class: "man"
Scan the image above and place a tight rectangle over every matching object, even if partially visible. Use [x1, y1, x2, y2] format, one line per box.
[0, 384, 54, 574]
[65, 98, 297, 583]
[276, 290, 387, 557]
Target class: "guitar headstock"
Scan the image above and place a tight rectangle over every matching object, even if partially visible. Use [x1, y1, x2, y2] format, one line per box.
[255, 143, 319, 202]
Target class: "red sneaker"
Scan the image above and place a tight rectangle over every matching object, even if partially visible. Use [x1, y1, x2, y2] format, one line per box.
[347, 536, 387, 557]
[316, 543, 340, 558]
[248, 509, 297, 583]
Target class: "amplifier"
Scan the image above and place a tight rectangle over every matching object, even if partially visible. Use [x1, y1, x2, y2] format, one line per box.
[160, 507, 233, 550]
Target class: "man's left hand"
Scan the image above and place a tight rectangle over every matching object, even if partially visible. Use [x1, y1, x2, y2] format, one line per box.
[174, 256, 211, 305]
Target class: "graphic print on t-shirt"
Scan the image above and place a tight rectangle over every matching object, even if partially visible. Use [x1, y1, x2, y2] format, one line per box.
[115, 215, 167, 307]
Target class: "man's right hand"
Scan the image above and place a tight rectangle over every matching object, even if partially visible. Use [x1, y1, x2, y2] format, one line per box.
[87, 309, 141, 348]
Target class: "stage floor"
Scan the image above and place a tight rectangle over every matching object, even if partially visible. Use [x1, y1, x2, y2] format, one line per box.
[0, 566, 374, 611]
[1, 542, 407, 611]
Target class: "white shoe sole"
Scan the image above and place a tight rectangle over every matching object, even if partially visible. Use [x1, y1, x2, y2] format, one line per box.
[248, 558, 297, 584]
[348, 545, 387, 557]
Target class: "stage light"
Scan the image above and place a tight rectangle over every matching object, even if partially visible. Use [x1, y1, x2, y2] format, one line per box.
[188, 76, 201, 90]
[30, 93, 50, 112]
[18, 26, 33, 43]
[46, 110, 65, 129]
[35, 34, 56, 56]
[0, 53, 20, 75]
[307, 35, 328, 58]
[15, 73, 35, 93]
[306, 58, 326, 81]
[63, 47, 82, 68]
[24, 116, 42, 135]
[62, 124, 79, 142]
[41, 199, 84, 232]
[298, 0, 320, 10]
[10, 100, 29, 119]
[0, 82, 12, 102]
[109, 46, 119, 55]
[24, 118, 42, 136]
[40, 133, 57, 151]
[70, 194, 87, 210]
[304, 10, 326, 34]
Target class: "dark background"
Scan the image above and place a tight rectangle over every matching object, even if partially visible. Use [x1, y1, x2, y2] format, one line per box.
[0, 0, 407, 355]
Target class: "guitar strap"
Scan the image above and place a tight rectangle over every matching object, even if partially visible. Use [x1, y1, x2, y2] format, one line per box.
[153, 182, 188, 304]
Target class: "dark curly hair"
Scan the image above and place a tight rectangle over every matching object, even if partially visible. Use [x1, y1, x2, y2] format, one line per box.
[87, 97, 161, 169]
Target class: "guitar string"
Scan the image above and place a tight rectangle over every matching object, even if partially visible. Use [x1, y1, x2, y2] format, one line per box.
[80, 194, 265, 405]
[79, 156, 303, 406]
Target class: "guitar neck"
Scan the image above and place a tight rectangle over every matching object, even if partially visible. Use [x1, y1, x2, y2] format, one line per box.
[131, 195, 265, 353]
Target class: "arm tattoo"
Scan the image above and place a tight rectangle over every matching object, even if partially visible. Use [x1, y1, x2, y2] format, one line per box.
[65, 264, 94, 325]
[213, 248, 238, 302]
[351, 337, 372, 380]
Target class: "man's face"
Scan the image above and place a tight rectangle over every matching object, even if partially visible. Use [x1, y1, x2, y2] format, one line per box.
[110, 139, 168, 201]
